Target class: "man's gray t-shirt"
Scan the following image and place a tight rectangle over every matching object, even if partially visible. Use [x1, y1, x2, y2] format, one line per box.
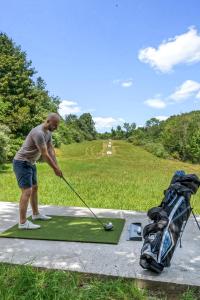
[14, 124, 52, 164]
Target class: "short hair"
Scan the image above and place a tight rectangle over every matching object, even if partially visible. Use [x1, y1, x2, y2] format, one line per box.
[46, 113, 61, 121]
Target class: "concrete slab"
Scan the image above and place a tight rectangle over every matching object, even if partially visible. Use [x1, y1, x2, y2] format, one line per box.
[0, 201, 200, 287]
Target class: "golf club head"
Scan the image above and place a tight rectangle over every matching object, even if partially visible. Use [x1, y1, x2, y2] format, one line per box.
[104, 222, 114, 231]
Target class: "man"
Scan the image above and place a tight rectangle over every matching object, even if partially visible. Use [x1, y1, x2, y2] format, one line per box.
[13, 113, 63, 229]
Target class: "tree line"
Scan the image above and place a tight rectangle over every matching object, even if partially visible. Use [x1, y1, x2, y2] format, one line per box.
[126, 112, 200, 163]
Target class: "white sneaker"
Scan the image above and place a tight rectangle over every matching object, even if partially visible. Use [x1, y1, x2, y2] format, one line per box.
[18, 220, 41, 230]
[32, 213, 52, 221]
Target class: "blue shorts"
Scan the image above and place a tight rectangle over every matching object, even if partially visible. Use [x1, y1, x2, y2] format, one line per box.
[13, 159, 37, 189]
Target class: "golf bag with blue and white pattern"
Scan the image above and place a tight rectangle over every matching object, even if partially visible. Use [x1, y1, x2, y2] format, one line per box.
[140, 170, 200, 273]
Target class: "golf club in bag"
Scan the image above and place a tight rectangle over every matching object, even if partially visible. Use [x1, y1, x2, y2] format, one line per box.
[61, 176, 113, 231]
[140, 170, 200, 273]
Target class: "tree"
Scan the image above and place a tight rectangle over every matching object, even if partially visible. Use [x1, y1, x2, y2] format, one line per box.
[111, 127, 116, 139]
[79, 113, 97, 140]
[186, 130, 200, 163]
[65, 114, 78, 124]
[0, 125, 10, 164]
[115, 125, 124, 139]
[123, 122, 136, 137]
[145, 118, 161, 128]
[0, 32, 59, 137]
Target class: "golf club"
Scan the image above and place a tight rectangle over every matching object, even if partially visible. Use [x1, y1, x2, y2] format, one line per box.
[61, 176, 114, 231]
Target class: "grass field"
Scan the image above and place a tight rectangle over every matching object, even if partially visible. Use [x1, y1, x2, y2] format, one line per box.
[0, 263, 148, 300]
[0, 140, 200, 213]
[0, 263, 199, 300]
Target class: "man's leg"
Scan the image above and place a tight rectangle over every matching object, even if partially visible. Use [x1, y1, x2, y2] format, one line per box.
[30, 184, 39, 216]
[19, 186, 41, 229]
[19, 187, 32, 224]
[30, 164, 51, 221]
[13, 160, 40, 229]
[30, 184, 52, 220]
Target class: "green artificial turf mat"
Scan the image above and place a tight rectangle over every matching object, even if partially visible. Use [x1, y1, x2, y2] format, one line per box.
[0, 216, 125, 244]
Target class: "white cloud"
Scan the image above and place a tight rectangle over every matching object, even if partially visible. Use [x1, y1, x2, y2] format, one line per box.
[93, 117, 125, 131]
[145, 79, 200, 110]
[61, 100, 77, 106]
[138, 27, 200, 72]
[170, 80, 200, 101]
[113, 78, 133, 88]
[121, 80, 133, 88]
[59, 100, 81, 117]
[118, 117, 126, 122]
[144, 98, 166, 109]
[154, 115, 168, 121]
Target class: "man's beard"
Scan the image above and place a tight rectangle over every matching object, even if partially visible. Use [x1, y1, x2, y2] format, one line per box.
[48, 125, 55, 131]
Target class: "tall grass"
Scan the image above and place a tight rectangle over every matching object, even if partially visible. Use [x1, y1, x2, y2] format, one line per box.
[0, 263, 150, 300]
[0, 263, 199, 300]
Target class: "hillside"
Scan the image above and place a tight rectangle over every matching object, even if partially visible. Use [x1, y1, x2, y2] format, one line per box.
[0, 140, 199, 213]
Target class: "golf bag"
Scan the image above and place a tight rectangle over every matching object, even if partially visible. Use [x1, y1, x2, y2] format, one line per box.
[140, 170, 200, 273]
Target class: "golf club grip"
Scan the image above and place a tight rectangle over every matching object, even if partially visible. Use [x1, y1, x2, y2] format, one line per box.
[61, 176, 104, 227]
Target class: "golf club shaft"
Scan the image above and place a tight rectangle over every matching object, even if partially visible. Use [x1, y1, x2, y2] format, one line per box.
[62, 176, 104, 228]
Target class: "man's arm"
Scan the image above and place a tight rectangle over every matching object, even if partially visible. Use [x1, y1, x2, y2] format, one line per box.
[40, 144, 62, 177]
[33, 132, 62, 177]
[47, 142, 57, 165]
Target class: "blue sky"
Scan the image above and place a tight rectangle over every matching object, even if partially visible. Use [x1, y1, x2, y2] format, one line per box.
[1, 0, 200, 131]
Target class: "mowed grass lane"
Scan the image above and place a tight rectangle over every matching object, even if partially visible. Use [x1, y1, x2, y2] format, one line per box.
[0, 140, 199, 213]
